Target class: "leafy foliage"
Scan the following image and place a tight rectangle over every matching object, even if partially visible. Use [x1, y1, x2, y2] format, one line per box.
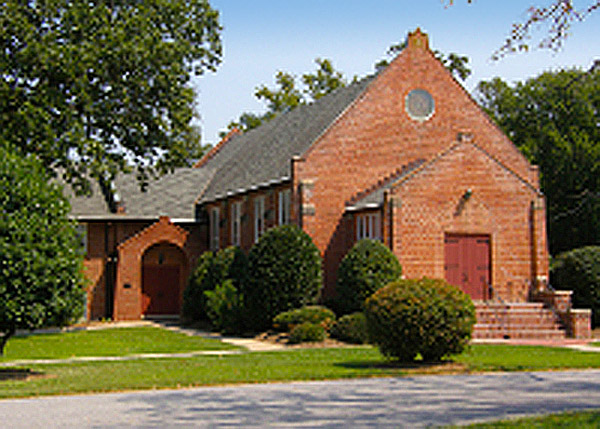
[288, 322, 326, 344]
[245, 225, 322, 331]
[222, 58, 347, 136]
[476, 68, 600, 254]
[330, 312, 369, 344]
[182, 246, 248, 324]
[204, 280, 244, 334]
[335, 239, 403, 315]
[272, 306, 336, 333]
[365, 278, 476, 362]
[551, 246, 600, 327]
[446, 1, 600, 58]
[0, 141, 86, 354]
[0, 0, 222, 193]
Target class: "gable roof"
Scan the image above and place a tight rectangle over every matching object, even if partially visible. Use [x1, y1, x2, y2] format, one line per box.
[197, 75, 375, 203]
[66, 167, 214, 221]
[345, 159, 426, 211]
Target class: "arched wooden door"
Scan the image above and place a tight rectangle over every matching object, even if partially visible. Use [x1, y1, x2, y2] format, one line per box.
[141, 242, 186, 316]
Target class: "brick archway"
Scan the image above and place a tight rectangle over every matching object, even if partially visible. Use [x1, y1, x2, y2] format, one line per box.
[114, 217, 189, 320]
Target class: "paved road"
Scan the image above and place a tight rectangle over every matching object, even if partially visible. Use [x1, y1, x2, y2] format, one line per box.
[2, 370, 600, 428]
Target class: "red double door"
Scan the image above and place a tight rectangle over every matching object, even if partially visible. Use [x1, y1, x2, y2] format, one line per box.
[142, 265, 181, 315]
[444, 234, 490, 300]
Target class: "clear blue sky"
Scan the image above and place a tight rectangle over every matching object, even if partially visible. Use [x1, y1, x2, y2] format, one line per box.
[194, 0, 600, 144]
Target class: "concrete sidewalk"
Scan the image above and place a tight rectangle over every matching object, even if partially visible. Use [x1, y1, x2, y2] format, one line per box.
[3, 321, 596, 368]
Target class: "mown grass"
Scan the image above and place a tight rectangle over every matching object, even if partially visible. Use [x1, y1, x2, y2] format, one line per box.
[456, 409, 600, 428]
[1, 343, 600, 399]
[455, 344, 600, 371]
[0, 327, 237, 360]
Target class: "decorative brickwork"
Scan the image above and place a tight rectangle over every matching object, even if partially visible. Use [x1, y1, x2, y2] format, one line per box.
[114, 217, 190, 320]
[294, 29, 545, 296]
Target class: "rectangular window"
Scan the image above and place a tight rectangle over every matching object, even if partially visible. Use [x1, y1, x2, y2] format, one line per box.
[278, 189, 291, 225]
[254, 196, 265, 243]
[76, 223, 87, 256]
[231, 201, 242, 246]
[210, 207, 220, 251]
[356, 212, 381, 241]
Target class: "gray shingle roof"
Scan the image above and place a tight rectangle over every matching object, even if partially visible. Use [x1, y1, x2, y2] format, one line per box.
[198, 76, 375, 203]
[345, 159, 426, 211]
[65, 74, 376, 220]
[66, 167, 215, 221]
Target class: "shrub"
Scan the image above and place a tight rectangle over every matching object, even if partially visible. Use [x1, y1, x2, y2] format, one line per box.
[245, 225, 322, 330]
[181, 252, 214, 324]
[551, 246, 600, 327]
[335, 239, 403, 315]
[182, 246, 248, 324]
[331, 312, 368, 344]
[288, 322, 326, 344]
[365, 278, 476, 362]
[0, 141, 86, 355]
[204, 280, 243, 334]
[272, 306, 336, 332]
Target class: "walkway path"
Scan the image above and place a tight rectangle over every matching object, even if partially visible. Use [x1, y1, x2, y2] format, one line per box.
[2, 370, 600, 428]
[2, 321, 597, 368]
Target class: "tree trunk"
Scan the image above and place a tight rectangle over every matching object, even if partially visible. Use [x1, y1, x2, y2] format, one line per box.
[0, 326, 15, 356]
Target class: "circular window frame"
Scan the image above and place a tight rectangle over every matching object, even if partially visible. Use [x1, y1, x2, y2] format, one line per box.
[405, 89, 435, 122]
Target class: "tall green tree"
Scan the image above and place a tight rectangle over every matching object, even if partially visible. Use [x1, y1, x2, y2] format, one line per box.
[0, 141, 86, 355]
[222, 58, 346, 136]
[302, 58, 347, 100]
[476, 67, 600, 254]
[0, 0, 222, 194]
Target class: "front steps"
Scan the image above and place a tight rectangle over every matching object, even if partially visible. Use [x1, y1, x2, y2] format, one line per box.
[473, 302, 567, 340]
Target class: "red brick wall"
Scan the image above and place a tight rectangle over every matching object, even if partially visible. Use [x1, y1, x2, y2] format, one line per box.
[389, 142, 543, 302]
[83, 218, 206, 320]
[294, 30, 545, 297]
[203, 183, 292, 253]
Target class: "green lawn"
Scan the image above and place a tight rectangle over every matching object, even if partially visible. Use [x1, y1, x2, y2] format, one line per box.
[456, 409, 600, 428]
[455, 344, 600, 371]
[1, 343, 600, 399]
[0, 327, 237, 360]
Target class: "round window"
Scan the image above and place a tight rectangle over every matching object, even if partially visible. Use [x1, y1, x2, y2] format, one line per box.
[405, 89, 435, 122]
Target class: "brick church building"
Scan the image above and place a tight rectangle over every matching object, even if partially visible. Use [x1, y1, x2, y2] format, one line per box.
[68, 29, 591, 338]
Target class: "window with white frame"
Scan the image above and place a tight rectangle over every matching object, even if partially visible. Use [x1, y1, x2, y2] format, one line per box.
[210, 207, 220, 251]
[278, 189, 291, 225]
[231, 201, 242, 246]
[254, 196, 265, 243]
[356, 212, 381, 241]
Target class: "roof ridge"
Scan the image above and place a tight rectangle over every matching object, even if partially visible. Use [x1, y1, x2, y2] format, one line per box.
[346, 159, 426, 206]
[194, 128, 241, 168]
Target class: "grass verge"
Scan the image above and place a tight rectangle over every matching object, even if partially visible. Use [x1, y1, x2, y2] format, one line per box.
[1, 344, 600, 399]
[455, 409, 600, 427]
[0, 327, 237, 360]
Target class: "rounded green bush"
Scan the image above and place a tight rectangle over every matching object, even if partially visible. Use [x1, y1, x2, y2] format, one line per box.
[288, 322, 326, 344]
[182, 246, 248, 324]
[272, 306, 336, 332]
[365, 278, 475, 362]
[330, 312, 368, 344]
[246, 225, 322, 331]
[335, 239, 402, 315]
[551, 246, 600, 327]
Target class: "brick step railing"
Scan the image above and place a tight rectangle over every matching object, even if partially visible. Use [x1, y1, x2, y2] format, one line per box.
[473, 302, 566, 340]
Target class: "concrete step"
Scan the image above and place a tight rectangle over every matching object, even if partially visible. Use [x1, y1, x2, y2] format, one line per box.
[472, 301, 566, 340]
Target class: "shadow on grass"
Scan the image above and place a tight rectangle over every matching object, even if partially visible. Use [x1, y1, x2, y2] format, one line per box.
[335, 359, 469, 375]
[0, 368, 45, 381]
